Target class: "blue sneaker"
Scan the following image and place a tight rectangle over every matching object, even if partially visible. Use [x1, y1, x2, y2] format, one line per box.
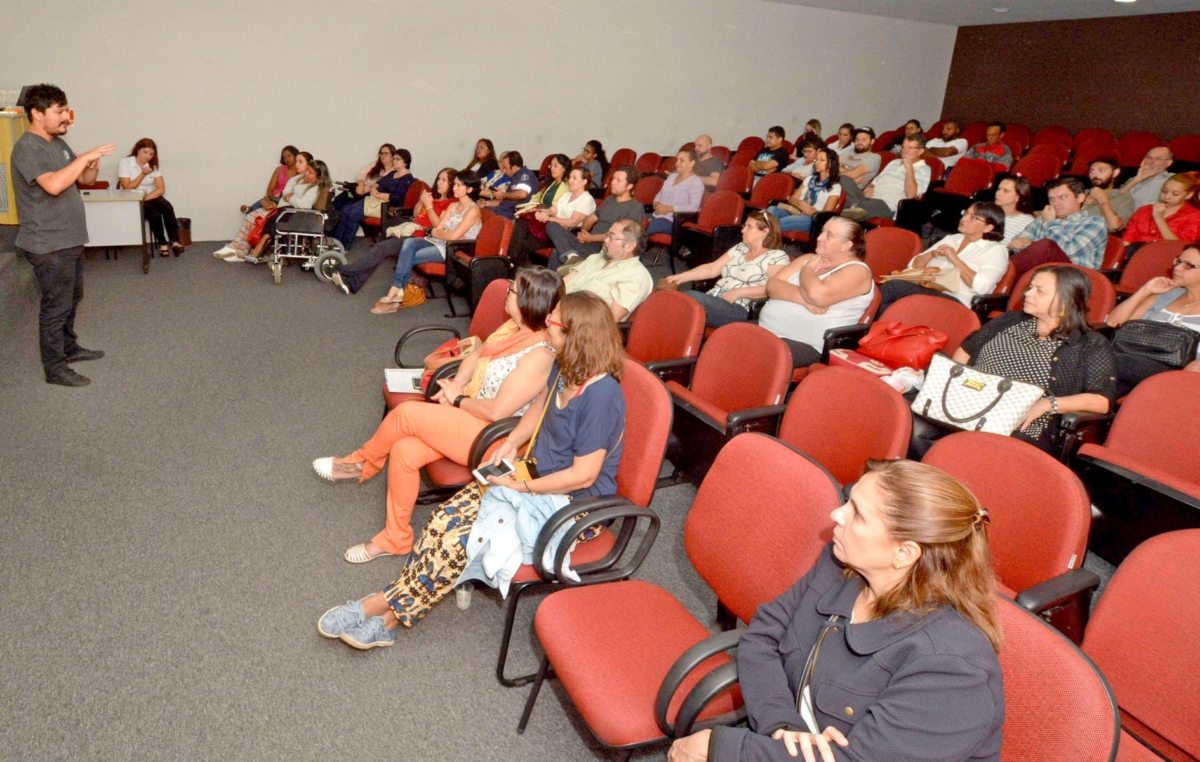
[317, 599, 366, 639]
[340, 616, 397, 650]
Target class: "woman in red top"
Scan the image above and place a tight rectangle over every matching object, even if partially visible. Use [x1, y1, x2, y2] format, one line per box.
[1123, 172, 1200, 245]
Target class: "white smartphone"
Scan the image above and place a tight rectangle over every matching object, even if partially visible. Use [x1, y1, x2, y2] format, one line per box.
[473, 459, 515, 486]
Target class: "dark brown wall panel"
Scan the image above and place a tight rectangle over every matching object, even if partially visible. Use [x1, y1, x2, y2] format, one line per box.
[942, 12, 1200, 139]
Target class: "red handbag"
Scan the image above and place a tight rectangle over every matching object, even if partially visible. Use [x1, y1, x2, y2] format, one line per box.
[246, 210, 278, 247]
[856, 321, 948, 370]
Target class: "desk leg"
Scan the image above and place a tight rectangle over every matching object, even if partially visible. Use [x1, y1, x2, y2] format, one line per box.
[140, 200, 150, 274]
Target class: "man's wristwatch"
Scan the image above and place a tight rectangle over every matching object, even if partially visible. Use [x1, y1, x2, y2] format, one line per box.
[453, 395, 467, 408]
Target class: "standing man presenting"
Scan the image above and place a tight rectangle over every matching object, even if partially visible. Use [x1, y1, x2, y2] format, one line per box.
[11, 84, 115, 387]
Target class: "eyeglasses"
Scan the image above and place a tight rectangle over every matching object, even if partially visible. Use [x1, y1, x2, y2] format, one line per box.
[960, 210, 985, 222]
[1174, 258, 1200, 271]
[605, 232, 633, 242]
[546, 317, 567, 330]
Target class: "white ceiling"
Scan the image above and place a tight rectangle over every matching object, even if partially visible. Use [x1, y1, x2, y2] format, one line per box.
[768, 0, 1200, 26]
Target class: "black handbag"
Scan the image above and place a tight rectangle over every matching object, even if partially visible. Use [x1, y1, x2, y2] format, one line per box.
[1112, 320, 1199, 369]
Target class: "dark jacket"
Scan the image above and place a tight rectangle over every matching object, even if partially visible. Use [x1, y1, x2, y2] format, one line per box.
[710, 544, 1004, 762]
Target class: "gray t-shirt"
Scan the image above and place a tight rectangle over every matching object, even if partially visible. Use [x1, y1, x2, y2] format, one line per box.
[592, 197, 645, 235]
[12, 132, 88, 253]
[1082, 188, 1136, 229]
[840, 150, 881, 188]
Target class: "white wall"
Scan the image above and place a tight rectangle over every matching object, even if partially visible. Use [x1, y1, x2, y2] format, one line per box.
[1, 0, 956, 241]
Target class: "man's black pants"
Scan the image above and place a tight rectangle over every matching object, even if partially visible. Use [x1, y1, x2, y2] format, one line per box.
[21, 246, 85, 377]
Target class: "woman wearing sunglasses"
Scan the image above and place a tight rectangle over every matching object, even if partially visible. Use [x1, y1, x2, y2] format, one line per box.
[1106, 246, 1200, 394]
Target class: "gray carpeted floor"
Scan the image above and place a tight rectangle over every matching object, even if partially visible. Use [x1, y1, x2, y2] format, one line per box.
[0, 236, 709, 761]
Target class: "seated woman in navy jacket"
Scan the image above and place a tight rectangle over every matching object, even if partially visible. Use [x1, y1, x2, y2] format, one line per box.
[670, 459, 1005, 762]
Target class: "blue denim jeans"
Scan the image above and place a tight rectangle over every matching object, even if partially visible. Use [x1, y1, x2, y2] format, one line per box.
[392, 237, 445, 289]
[646, 216, 674, 237]
[767, 206, 814, 233]
[683, 289, 750, 328]
[333, 200, 367, 249]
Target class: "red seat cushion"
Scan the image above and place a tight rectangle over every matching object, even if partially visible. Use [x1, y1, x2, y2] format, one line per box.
[535, 580, 741, 748]
[1078, 444, 1200, 502]
[416, 261, 445, 277]
[666, 380, 730, 426]
[647, 233, 672, 246]
[510, 529, 618, 583]
[424, 458, 472, 487]
[868, 217, 896, 228]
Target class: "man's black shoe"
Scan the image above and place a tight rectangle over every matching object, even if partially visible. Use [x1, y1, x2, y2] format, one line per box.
[46, 369, 91, 387]
[66, 348, 105, 363]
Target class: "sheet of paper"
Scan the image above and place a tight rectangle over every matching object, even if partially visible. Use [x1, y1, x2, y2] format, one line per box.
[384, 368, 424, 394]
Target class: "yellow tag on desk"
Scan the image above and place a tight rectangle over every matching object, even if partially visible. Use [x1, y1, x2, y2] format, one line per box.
[962, 379, 987, 391]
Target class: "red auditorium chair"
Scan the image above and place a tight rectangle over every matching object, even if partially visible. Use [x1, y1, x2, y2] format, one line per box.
[735, 135, 764, 154]
[1005, 123, 1032, 152]
[1100, 234, 1129, 279]
[1030, 125, 1073, 149]
[537, 153, 556, 180]
[675, 190, 745, 272]
[496, 358, 672, 686]
[1116, 132, 1165, 169]
[624, 290, 705, 387]
[709, 146, 731, 166]
[421, 209, 513, 317]
[677, 142, 696, 153]
[873, 129, 902, 152]
[995, 597, 1119, 762]
[664, 323, 790, 484]
[863, 227, 923, 280]
[1081, 529, 1200, 761]
[974, 263, 1116, 325]
[961, 121, 990, 147]
[1002, 136, 1026, 165]
[727, 146, 757, 168]
[714, 164, 752, 195]
[1026, 142, 1071, 168]
[1075, 371, 1200, 564]
[1011, 153, 1063, 188]
[1070, 143, 1122, 176]
[1115, 241, 1189, 298]
[744, 172, 793, 213]
[923, 432, 1099, 643]
[368, 179, 427, 243]
[633, 175, 664, 213]
[383, 278, 512, 412]
[943, 157, 995, 196]
[924, 119, 946, 140]
[658, 155, 676, 175]
[635, 152, 663, 176]
[876, 150, 898, 173]
[1168, 134, 1200, 169]
[786, 288, 882, 386]
[609, 147, 637, 168]
[1073, 128, 1116, 152]
[778, 192, 846, 253]
[516, 433, 843, 753]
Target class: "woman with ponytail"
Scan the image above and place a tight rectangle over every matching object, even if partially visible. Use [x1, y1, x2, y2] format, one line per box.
[670, 459, 1005, 762]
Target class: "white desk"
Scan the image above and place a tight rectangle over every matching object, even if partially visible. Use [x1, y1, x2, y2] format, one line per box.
[82, 188, 152, 273]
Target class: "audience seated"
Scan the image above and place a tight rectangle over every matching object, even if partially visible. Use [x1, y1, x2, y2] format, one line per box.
[646, 149, 705, 237]
[914, 266, 1116, 455]
[312, 267, 563, 564]
[962, 121, 1014, 169]
[992, 176, 1037, 246]
[508, 163, 594, 267]
[746, 126, 789, 184]
[838, 128, 882, 204]
[571, 140, 608, 190]
[693, 134, 724, 189]
[330, 167, 458, 297]
[315, 291, 625, 649]
[767, 146, 843, 233]
[924, 119, 969, 170]
[782, 138, 822, 182]
[1105, 245, 1200, 395]
[798, 118, 822, 146]
[369, 170, 483, 313]
[760, 217, 875, 367]
[886, 118, 923, 151]
[117, 138, 186, 256]
[240, 144, 299, 214]
[1120, 146, 1174, 210]
[1009, 177, 1108, 277]
[1121, 172, 1200, 248]
[847, 134, 931, 220]
[462, 138, 499, 176]
[1081, 158, 1135, 232]
[878, 202, 1009, 313]
[480, 151, 539, 219]
[547, 165, 644, 271]
[332, 147, 414, 250]
[663, 211, 789, 328]
[563, 218, 653, 321]
[673, 460, 1004, 762]
[831, 122, 855, 158]
[214, 151, 322, 262]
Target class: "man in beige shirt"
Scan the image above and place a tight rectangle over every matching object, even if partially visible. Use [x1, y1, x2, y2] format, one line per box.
[563, 218, 653, 321]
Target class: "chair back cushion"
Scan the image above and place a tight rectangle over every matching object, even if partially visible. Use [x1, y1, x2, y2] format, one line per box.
[881, 294, 981, 354]
[1011, 154, 1062, 188]
[1083, 529, 1200, 760]
[944, 158, 994, 197]
[403, 180, 427, 209]
[998, 598, 1119, 762]
[749, 173, 794, 208]
[864, 227, 923, 281]
[626, 290, 704, 365]
[633, 175, 664, 208]
[696, 190, 745, 232]
[778, 366, 911, 486]
[614, 359, 672, 507]
[474, 210, 512, 258]
[923, 432, 1090, 593]
[685, 434, 842, 624]
[1117, 241, 1189, 295]
[690, 323, 790, 417]
[610, 148, 637, 168]
[1006, 263, 1117, 324]
[468, 279, 513, 338]
[1099, 370, 1200, 491]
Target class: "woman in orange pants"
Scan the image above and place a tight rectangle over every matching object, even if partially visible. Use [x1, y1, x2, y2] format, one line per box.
[312, 267, 563, 562]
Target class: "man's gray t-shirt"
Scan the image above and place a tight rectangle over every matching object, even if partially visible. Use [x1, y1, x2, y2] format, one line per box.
[840, 150, 882, 188]
[12, 132, 88, 253]
[593, 198, 645, 234]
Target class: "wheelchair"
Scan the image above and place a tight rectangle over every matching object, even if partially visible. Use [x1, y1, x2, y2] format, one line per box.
[268, 208, 347, 285]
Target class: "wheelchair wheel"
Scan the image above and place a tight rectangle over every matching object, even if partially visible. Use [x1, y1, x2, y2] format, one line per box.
[271, 260, 282, 285]
[314, 241, 347, 283]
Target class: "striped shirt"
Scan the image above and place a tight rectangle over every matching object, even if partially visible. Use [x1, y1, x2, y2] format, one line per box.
[1018, 212, 1108, 270]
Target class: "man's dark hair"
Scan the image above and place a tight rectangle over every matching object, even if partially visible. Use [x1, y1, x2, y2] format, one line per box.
[616, 218, 646, 257]
[989, 121, 1007, 133]
[394, 148, 412, 170]
[904, 134, 927, 149]
[854, 127, 876, 140]
[505, 151, 524, 169]
[612, 165, 639, 187]
[23, 84, 67, 115]
[768, 125, 786, 140]
[1089, 157, 1120, 172]
[970, 202, 1007, 242]
[1047, 176, 1088, 197]
[800, 138, 824, 154]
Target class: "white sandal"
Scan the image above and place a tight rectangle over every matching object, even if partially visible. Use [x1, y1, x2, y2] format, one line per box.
[312, 457, 362, 483]
[344, 543, 395, 564]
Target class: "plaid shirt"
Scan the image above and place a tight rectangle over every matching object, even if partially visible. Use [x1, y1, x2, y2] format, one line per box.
[1019, 212, 1108, 270]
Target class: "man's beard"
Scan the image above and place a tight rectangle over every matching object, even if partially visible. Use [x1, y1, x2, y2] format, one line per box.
[1090, 178, 1113, 190]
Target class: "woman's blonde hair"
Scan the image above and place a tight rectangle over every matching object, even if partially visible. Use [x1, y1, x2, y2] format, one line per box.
[861, 459, 1002, 653]
[556, 292, 625, 387]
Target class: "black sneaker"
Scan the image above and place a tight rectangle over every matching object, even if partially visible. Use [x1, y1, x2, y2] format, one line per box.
[46, 369, 91, 387]
[66, 348, 105, 363]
